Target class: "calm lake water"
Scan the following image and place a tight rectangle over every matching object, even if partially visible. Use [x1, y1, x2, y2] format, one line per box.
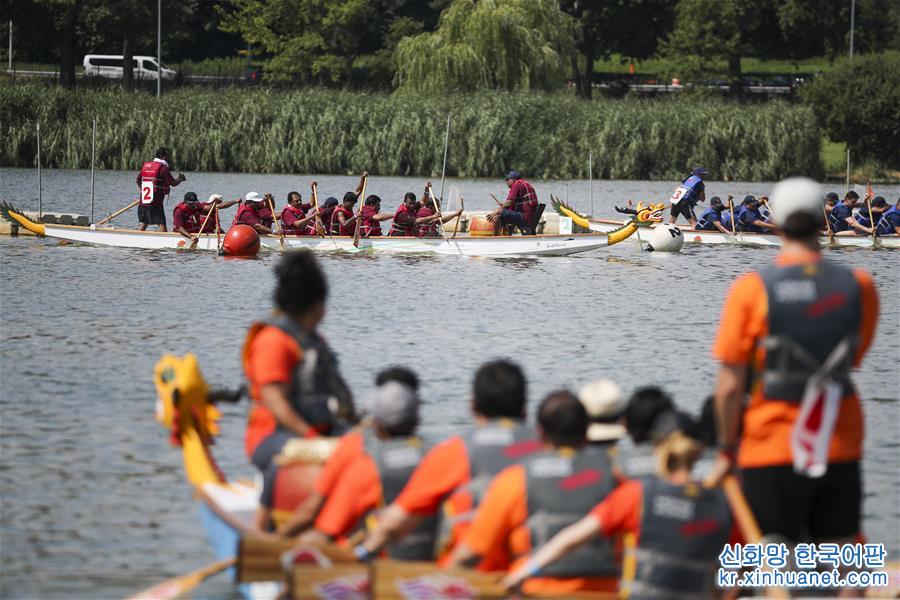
[1, 168, 898, 598]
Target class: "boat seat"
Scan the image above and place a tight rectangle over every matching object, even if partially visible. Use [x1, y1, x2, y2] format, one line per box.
[529, 203, 546, 235]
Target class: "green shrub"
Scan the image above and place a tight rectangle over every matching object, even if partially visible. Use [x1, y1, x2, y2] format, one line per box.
[802, 52, 900, 169]
[1, 84, 822, 180]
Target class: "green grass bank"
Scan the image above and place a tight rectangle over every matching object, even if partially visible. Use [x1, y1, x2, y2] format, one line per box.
[1, 84, 822, 180]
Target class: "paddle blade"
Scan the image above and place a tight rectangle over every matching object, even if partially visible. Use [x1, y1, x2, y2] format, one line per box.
[126, 558, 235, 600]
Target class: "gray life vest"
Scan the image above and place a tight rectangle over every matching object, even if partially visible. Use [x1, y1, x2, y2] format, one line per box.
[759, 261, 861, 402]
[624, 476, 732, 600]
[362, 429, 437, 561]
[524, 446, 618, 578]
[434, 419, 540, 553]
[267, 315, 354, 433]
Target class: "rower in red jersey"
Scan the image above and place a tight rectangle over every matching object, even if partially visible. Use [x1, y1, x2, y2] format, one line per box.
[232, 192, 273, 234]
[173, 192, 238, 240]
[281, 191, 316, 236]
[415, 185, 463, 238]
[359, 195, 394, 237]
[331, 192, 360, 236]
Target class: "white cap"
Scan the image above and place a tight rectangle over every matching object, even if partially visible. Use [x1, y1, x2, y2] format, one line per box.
[770, 177, 822, 227]
[365, 381, 419, 429]
[578, 380, 626, 442]
[208, 194, 223, 203]
[245, 191, 263, 203]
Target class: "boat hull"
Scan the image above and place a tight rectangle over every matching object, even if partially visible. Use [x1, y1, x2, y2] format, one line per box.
[40, 224, 612, 257]
[587, 219, 899, 249]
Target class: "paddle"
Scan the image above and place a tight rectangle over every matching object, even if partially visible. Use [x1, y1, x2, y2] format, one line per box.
[727, 195, 738, 241]
[215, 207, 222, 253]
[452, 198, 465, 239]
[266, 194, 286, 250]
[352, 172, 369, 248]
[721, 475, 790, 599]
[822, 203, 838, 249]
[189, 202, 217, 250]
[427, 183, 448, 241]
[125, 557, 235, 600]
[311, 181, 326, 238]
[866, 181, 880, 250]
[490, 193, 503, 207]
[96, 199, 139, 226]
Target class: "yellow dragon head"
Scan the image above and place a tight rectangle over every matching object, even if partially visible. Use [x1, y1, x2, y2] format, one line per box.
[633, 201, 666, 226]
[154, 353, 221, 448]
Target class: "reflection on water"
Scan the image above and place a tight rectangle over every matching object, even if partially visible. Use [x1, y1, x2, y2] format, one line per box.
[0, 169, 898, 599]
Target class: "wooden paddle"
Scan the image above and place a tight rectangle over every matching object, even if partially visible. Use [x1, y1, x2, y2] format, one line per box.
[266, 194, 286, 250]
[490, 193, 503, 207]
[311, 181, 326, 237]
[722, 475, 790, 599]
[189, 202, 217, 249]
[822, 203, 837, 249]
[452, 198, 464, 238]
[727, 195, 737, 239]
[125, 557, 235, 600]
[866, 181, 880, 249]
[427, 183, 448, 240]
[215, 207, 222, 252]
[96, 199, 139, 226]
[352, 172, 369, 248]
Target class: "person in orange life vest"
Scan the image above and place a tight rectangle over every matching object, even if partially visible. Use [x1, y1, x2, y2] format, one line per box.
[448, 390, 621, 596]
[135, 147, 186, 232]
[502, 430, 738, 598]
[415, 190, 463, 238]
[281, 191, 316, 235]
[486, 170, 538, 235]
[270, 367, 421, 538]
[172, 192, 239, 240]
[355, 360, 542, 569]
[233, 192, 273, 234]
[293, 378, 438, 562]
[359, 195, 395, 237]
[708, 177, 878, 556]
[242, 251, 356, 477]
[307, 196, 339, 236]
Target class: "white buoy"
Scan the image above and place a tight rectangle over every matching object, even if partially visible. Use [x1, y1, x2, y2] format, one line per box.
[646, 224, 684, 252]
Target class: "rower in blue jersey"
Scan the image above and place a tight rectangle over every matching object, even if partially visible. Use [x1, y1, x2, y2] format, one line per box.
[668, 166, 707, 228]
[735, 196, 775, 233]
[695, 196, 732, 234]
[875, 198, 900, 235]
[854, 196, 889, 230]
[830, 190, 873, 236]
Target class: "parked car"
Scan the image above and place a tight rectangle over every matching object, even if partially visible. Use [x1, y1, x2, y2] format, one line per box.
[83, 55, 176, 80]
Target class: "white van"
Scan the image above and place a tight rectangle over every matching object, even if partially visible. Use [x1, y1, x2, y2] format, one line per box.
[82, 55, 176, 80]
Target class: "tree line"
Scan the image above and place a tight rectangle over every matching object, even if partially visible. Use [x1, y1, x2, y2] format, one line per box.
[7, 0, 900, 94]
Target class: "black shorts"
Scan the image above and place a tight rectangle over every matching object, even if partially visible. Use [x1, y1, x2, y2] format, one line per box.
[670, 201, 695, 221]
[741, 461, 861, 541]
[138, 203, 166, 225]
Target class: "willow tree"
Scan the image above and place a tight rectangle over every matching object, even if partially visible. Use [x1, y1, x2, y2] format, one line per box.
[394, 0, 576, 94]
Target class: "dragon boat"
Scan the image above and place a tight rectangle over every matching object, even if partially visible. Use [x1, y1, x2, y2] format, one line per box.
[149, 354, 516, 600]
[0, 201, 651, 258]
[551, 199, 900, 250]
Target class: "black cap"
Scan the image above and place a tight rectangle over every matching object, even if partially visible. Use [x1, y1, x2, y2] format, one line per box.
[184, 191, 198, 202]
[743, 195, 756, 205]
[505, 170, 521, 180]
[710, 196, 724, 208]
[825, 192, 840, 202]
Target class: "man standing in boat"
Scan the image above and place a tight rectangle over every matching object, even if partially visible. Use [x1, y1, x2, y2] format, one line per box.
[709, 177, 879, 590]
[135, 147, 186, 232]
[487, 171, 538, 235]
[668, 166, 707, 228]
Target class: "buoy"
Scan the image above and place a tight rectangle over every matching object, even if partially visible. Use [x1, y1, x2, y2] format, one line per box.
[222, 224, 260, 257]
[468, 216, 497, 237]
[646, 224, 684, 252]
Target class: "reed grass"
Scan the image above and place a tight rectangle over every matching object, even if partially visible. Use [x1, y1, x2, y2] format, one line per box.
[1, 84, 822, 180]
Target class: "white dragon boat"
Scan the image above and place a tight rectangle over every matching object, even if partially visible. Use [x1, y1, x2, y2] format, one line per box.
[548, 198, 899, 250]
[0, 202, 636, 258]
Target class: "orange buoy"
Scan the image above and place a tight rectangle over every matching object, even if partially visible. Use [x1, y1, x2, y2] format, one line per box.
[222, 224, 260, 257]
[468, 216, 497, 237]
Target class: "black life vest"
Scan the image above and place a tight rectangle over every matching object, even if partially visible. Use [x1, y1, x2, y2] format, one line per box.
[362, 429, 437, 561]
[624, 476, 732, 599]
[524, 446, 618, 578]
[265, 315, 354, 433]
[758, 260, 861, 402]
